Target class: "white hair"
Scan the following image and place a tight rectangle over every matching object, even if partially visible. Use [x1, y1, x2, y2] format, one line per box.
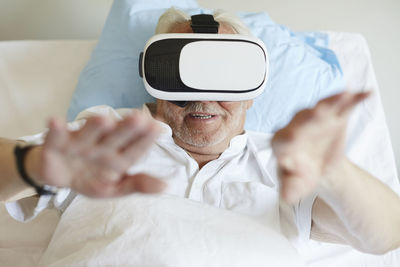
[155, 7, 252, 36]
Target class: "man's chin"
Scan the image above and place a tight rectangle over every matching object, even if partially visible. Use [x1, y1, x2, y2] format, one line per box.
[174, 132, 226, 150]
[181, 137, 221, 148]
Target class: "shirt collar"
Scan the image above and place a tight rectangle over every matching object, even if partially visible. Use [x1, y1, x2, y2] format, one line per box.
[219, 131, 248, 158]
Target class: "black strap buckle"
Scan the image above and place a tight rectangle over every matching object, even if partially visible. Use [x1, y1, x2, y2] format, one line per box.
[191, 14, 220, 34]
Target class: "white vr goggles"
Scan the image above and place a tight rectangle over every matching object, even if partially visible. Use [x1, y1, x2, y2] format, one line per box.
[139, 14, 269, 107]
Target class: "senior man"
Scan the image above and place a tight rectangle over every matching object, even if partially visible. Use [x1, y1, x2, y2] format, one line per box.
[1, 8, 400, 255]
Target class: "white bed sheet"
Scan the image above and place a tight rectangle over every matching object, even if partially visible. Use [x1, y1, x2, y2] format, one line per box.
[0, 32, 399, 266]
[39, 194, 306, 267]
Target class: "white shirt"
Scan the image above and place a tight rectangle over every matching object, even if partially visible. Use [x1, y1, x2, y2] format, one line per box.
[6, 105, 315, 248]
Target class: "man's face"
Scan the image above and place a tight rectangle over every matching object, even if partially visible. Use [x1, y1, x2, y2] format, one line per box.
[156, 100, 252, 149]
[155, 21, 253, 153]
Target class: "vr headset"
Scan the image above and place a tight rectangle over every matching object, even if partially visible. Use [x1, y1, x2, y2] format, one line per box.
[139, 14, 269, 107]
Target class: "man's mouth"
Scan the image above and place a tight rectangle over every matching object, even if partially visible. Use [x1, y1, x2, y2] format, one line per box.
[189, 113, 216, 119]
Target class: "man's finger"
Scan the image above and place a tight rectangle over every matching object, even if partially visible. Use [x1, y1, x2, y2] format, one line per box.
[337, 91, 371, 116]
[316, 92, 349, 110]
[71, 116, 114, 153]
[44, 117, 68, 151]
[121, 123, 160, 160]
[98, 112, 150, 153]
[314, 91, 370, 116]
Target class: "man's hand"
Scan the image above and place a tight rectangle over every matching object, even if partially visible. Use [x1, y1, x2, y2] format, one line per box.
[271, 91, 370, 203]
[27, 110, 165, 198]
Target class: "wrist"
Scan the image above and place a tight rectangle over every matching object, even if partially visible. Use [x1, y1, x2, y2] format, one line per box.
[25, 145, 46, 185]
[317, 157, 350, 198]
[14, 144, 57, 196]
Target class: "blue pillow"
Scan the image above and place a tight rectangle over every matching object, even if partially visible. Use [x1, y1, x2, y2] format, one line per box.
[68, 0, 344, 133]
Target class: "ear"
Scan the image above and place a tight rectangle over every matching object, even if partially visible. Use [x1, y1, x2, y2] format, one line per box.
[245, 100, 254, 110]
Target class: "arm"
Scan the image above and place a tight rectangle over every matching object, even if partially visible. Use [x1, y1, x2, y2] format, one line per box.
[0, 110, 165, 202]
[0, 138, 36, 201]
[313, 158, 400, 254]
[272, 92, 400, 254]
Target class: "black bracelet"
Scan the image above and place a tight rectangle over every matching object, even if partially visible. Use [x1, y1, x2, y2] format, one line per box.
[14, 145, 56, 196]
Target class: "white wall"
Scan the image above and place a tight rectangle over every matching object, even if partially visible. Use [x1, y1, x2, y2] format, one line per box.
[0, 0, 113, 40]
[0, 0, 399, 173]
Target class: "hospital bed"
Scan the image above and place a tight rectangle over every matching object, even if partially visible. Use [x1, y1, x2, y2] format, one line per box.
[0, 4, 400, 267]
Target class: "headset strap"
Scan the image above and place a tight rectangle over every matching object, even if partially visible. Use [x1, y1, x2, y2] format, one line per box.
[191, 14, 220, 34]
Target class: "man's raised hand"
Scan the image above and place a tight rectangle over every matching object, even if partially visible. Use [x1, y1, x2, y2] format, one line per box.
[29, 110, 165, 198]
[271, 91, 370, 203]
